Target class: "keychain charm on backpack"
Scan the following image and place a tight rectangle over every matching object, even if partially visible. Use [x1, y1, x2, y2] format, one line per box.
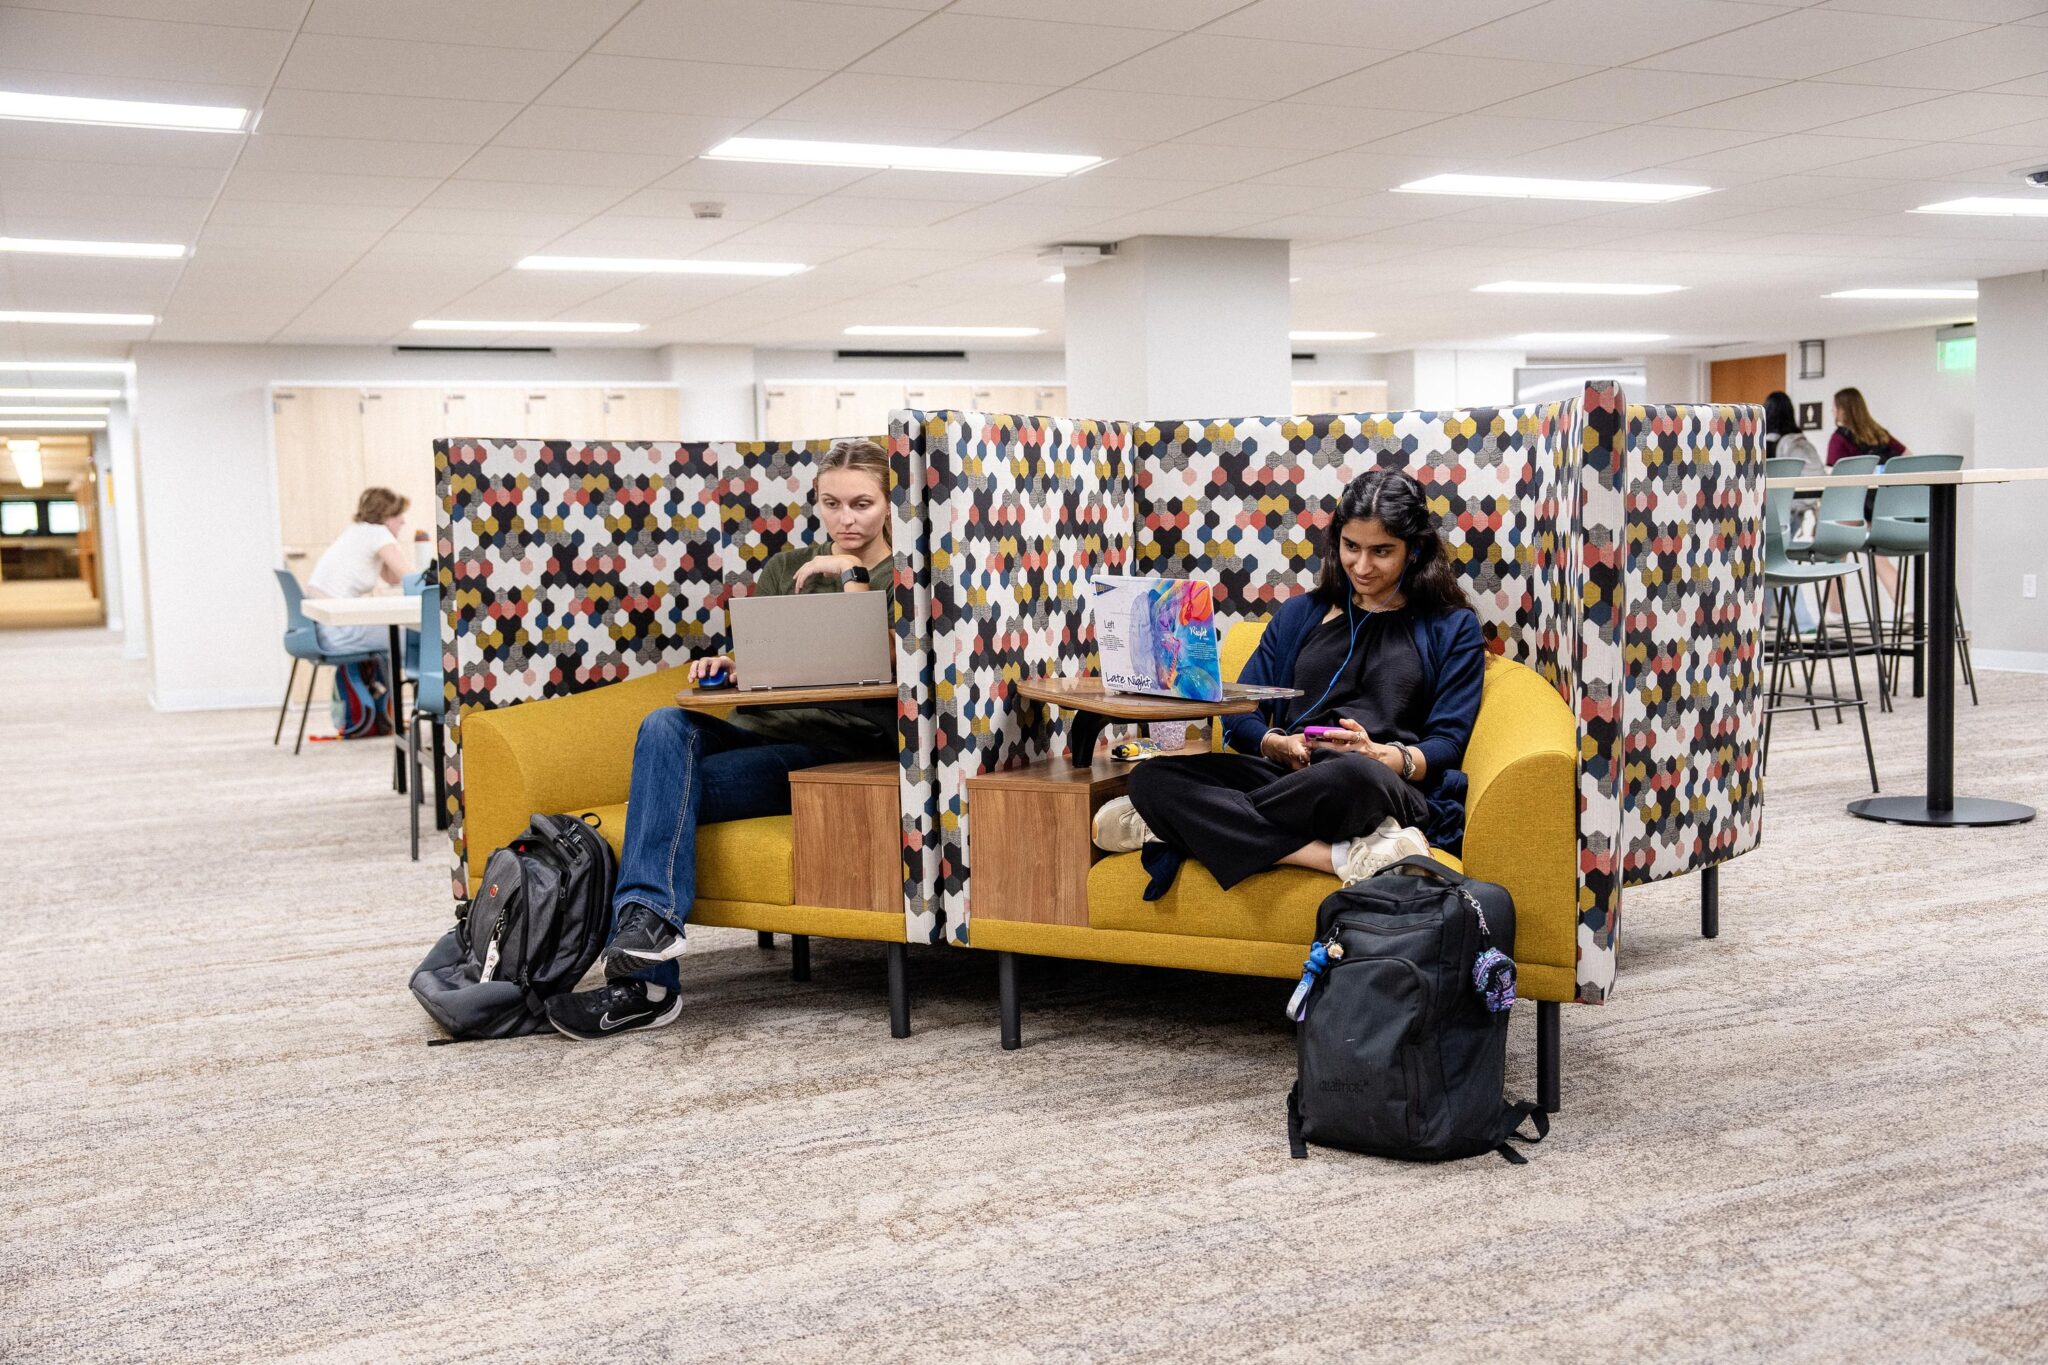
[1472, 947, 1516, 1013]
[1285, 939, 1338, 1022]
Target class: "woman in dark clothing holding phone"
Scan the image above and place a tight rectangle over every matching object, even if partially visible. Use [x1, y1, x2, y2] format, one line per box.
[1093, 468, 1486, 895]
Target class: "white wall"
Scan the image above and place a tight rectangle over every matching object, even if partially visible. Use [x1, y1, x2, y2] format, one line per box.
[1971, 271, 2048, 670]
[662, 344, 757, 441]
[105, 400, 148, 661]
[1644, 353, 1704, 405]
[752, 347, 1065, 385]
[1291, 351, 1388, 384]
[1383, 349, 1526, 408]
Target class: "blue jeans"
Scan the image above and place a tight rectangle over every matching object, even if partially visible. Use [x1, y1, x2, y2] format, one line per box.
[611, 708, 845, 990]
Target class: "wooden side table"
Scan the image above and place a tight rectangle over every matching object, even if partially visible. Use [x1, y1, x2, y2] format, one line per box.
[785, 758, 907, 1037]
[1015, 675, 1278, 767]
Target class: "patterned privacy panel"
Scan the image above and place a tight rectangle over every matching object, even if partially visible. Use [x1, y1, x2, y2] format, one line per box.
[433, 434, 882, 902]
[887, 410, 1136, 946]
[1619, 404, 1767, 888]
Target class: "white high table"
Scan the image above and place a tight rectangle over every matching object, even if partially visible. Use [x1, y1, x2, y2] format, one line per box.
[1767, 467, 2048, 828]
[300, 594, 420, 794]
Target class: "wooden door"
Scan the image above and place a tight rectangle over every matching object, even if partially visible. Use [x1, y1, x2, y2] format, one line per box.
[1710, 353, 1786, 405]
[969, 384, 1037, 414]
[441, 388, 528, 441]
[602, 388, 679, 441]
[271, 386, 365, 571]
[359, 388, 443, 546]
[760, 385, 841, 441]
[523, 388, 607, 440]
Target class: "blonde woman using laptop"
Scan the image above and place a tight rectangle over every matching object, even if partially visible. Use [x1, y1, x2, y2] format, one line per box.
[547, 439, 896, 1041]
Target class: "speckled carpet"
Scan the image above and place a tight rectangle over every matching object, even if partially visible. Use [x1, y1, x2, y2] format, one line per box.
[4, 628, 2045, 1363]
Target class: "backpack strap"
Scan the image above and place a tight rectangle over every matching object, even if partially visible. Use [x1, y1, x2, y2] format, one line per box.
[1287, 1082, 1308, 1159]
[1492, 1100, 1549, 1165]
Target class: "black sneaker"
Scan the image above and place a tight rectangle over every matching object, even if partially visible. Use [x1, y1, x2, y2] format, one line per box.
[606, 904, 687, 970]
[545, 979, 682, 1042]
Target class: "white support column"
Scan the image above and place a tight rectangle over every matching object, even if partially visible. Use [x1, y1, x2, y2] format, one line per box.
[661, 344, 757, 441]
[1064, 236, 1291, 422]
[1970, 270, 2048, 671]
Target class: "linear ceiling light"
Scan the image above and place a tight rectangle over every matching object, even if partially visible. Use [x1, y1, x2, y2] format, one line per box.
[8, 438, 42, 487]
[0, 361, 131, 373]
[708, 136, 1101, 177]
[0, 419, 104, 430]
[0, 387, 121, 399]
[1476, 280, 1686, 295]
[1398, 174, 1711, 204]
[1824, 286, 1978, 300]
[0, 311, 155, 326]
[516, 255, 809, 277]
[411, 319, 644, 334]
[1516, 331, 1670, 345]
[1289, 330, 1377, 341]
[1912, 197, 2048, 217]
[0, 236, 186, 259]
[843, 325, 1042, 338]
[0, 405, 108, 416]
[0, 89, 247, 132]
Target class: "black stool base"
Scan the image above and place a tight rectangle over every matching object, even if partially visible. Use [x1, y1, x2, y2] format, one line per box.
[1848, 795, 2036, 828]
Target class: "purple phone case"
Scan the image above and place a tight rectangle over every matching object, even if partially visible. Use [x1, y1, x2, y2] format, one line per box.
[1304, 725, 1345, 738]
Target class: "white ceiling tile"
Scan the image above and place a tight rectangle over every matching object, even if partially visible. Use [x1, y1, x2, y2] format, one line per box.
[491, 107, 748, 159]
[1633, 8, 1986, 78]
[1816, 91, 2048, 139]
[652, 158, 874, 196]
[1821, 25, 2048, 89]
[1080, 207, 1277, 238]
[947, 0, 1243, 27]
[1003, 176, 1208, 211]
[1815, 0, 2048, 20]
[0, 155, 222, 199]
[736, 115, 1015, 146]
[0, 6, 292, 85]
[276, 34, 577, 102]
[1207, 0, 1541, 49]
[255, 89, 521, 144]
[973, 89, 1261, 146]
[1251, 150, 1459, 192]
[420, 179, 623, 215]
[207, 199, 415, 232]
[598, 0, 927, 68]
[1363, 114, 1617, 159]
[777, 196, 964, 227]
[1810, 141, 2039, 179]
[711, 220, 898, 251]
[219, 168, 441, 208]
[1082, 34, 1388, 101]
[536, 54, 824, 118]
[1291, 53, 1602, 114]
[302, 0, 640, 51]
[236, 134, 477, 178]
[831, 167, 1068, 203]
[603, 187, 815, 221]
[1490, 123, 1768, 176]
[197, 222, 387, 254]
[454, 146, 683, 189]
[1085, 142, 1322, 182]
[1164, 182, 1370, 218]
[1486, 69, 1782, 124]
[0, 120, 244, 170]
[1653, 80, 1945, 133]
[767, 73, 1061, 134]
[0, 190, 212, 233]
[392, 207, 594, 241]
[1662, 132, 1919, 174]
[0, 0, 307, 25]
[1175, 102, 1443, 152]
[1431, 0, 1793, 65]
[852, 14, 1165, 84]
[1958, 113, 2048, 143]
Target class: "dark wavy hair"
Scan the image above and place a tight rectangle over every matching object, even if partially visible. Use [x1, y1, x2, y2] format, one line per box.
[1763, 390, 1797, 439]
[1313, 467, 1470, 616]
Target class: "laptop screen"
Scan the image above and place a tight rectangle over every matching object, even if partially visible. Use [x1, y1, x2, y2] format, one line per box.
[1091, 574, 1223, 702]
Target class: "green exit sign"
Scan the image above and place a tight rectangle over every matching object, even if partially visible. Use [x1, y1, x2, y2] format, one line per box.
[1937, 325, 1976, 372]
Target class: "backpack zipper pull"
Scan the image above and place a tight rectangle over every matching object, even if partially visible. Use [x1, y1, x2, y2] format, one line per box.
[478, 908, 508, 983]
[1285, 938, 1337, 1022]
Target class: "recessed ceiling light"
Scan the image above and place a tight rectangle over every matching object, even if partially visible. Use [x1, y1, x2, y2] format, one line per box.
[412, 319, 644, 334]
[0, 361, 131, 374]
[708, 137, 1101, 178]
[0, 89, 247, 132]
[844, 325, 1042, 338]
[1397, 174, 1712, 204]
[0, 310, 155, 326]
[1045, 272, 1066, 284]
[1825, 286, 1978, 300]
[1516, 331, 1670, 345]
[0, 419, 105, 429]
[0, 236, 186, 260]
[516, 255, 808, 277]
[0, 405, 109, 416]
[1475, 281, 1687, 295]
[0, 387, 121, 399]
[1290, 330, 1377, 341]
[1912, 197, 2048, 217]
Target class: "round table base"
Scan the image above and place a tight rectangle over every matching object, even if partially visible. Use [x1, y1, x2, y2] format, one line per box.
[1847, 795, 2037, 828]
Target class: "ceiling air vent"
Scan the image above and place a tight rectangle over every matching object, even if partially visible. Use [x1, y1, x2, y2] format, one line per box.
[394, 345, 556, 356]
[834, 349, 969, 361]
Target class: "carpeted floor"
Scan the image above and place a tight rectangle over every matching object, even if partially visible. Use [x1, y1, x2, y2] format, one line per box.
[4, 628, 2045, 1363]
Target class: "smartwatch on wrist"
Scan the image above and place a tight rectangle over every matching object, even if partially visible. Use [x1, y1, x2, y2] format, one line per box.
[838, 563, 871, 587]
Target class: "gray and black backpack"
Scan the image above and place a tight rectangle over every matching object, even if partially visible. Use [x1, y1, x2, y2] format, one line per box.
[411, 813, 615, 1041]
[1287, 857, 1547, 1163]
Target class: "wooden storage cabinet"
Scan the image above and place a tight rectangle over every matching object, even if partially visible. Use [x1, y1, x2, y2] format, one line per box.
[602, 388, 678, 441]
[759, 383, 1070, 441]
[272, 387, 365, 570]
[965, 754, 1136, 929]
[1292, 382, 1390, 415]
[789, 761, 900, 913]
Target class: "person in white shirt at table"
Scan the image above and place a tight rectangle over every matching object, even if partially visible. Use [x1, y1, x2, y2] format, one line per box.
[306, 486, 413, 653]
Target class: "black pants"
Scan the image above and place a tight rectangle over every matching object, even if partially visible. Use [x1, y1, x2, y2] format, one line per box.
[1126, 749, 1429, 892]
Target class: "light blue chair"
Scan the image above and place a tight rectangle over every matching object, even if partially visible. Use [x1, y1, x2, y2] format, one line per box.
[272, 568, 384, 755]
[1762, 461, 1879, 790]
[1787, 455, 1890, 712]
[407, 582, 448, 860]
[1866, 453, 1977, 705]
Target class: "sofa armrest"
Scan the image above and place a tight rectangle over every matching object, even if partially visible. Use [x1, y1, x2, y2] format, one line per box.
[459, 668, 696, 886]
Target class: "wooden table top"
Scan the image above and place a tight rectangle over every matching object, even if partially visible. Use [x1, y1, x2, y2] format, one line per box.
[1015, 675, 1279, 720]
[301, 594, 421, 627]
[674, 680, 895, 709]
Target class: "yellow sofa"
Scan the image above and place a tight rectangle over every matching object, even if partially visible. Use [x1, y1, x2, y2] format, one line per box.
[971, 620, 1580, 1109]
[456, 667, 914, 1033]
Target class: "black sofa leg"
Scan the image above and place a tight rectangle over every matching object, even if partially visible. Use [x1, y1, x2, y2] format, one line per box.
[998, 951, 1021, 1051]
[1701, 863, 1720, 940]
[756, 931, 774, 950]
[887, 942, 910, 1039]
[790, 934, 810, 982]
[1537, 1001, 1560, 1115]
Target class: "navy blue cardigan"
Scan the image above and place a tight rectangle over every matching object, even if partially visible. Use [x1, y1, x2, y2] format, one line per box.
[1220, 595, 1487, 853]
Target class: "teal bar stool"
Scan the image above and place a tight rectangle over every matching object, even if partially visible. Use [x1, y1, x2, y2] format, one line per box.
[1867, 454, 1978, 706]
[1787, 455, 1890, 712]
[1762, 464, 1880, 789]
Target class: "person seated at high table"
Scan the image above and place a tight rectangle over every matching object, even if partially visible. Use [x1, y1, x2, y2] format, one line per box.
[305, 486, 413, 654]
[1828, 385, 1908, 467]
[1091, 467, 1485, 895]
[546, 439, 898, 1042]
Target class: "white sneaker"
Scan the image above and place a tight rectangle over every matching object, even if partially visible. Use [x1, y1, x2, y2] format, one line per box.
[1091, 795, 1154, 853]
[1337, 817, 1431, 886]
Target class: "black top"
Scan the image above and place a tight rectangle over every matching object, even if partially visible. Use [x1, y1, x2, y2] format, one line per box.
[1281, 603, 1427, 745]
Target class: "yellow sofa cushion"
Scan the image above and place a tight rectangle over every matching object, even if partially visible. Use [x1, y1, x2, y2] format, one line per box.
[578, 804, 794, 907]
[1088, 847, 1463, 943]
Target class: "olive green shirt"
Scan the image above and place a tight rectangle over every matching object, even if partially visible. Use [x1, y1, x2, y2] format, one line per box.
[727, 544, 897, 758]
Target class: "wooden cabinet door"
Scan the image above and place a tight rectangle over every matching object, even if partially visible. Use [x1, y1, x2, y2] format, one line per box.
[359, 388, 443, 542]
[602, 388, 679, 441]
[901, 384, 973, 414]
[271, 386, 365, 566]
[522, 388, 607, 440]
[441, 388, 528, 441]
[969, 385, 1036, 414]
[760, 385, 841, 441]
[836, 385, 906, 437]
[1034, 386, 1066, 418]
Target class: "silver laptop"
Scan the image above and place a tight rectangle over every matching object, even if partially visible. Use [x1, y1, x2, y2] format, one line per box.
[726, 591, 893, 691]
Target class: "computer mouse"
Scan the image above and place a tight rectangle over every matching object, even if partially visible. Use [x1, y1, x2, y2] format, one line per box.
[697, 669, 732, 689]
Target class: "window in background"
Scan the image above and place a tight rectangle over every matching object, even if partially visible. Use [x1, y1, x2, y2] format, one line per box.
[0, 500, 37, 535]
[45, 499, 80, 534]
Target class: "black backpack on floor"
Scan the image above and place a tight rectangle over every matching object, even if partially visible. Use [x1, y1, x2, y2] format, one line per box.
[1286, 857, 1548, 1164]
[410, 813, 616, 1041]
